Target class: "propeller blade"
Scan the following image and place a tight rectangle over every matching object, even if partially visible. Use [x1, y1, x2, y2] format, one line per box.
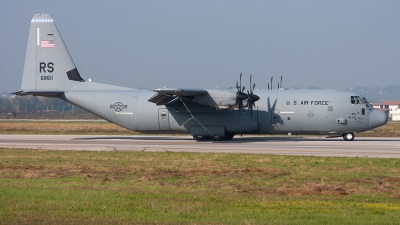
[239, 72, 242, 91]
[246, 75, 260, 119]
[235, 72, 248, 115]
[250, 75, 252, 92]
[271, 77, 273, 90]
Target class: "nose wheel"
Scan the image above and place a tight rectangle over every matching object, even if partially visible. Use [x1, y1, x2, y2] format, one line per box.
[342, 132, 355, 141]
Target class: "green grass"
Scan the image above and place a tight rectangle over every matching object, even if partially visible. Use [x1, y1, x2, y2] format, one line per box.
[1, 149, 400, 224]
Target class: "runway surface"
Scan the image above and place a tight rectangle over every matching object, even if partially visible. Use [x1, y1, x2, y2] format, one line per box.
[1, 135, 400, 158]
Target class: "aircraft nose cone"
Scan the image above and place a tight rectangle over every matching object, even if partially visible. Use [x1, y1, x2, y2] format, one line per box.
[369, 110, 388, 129]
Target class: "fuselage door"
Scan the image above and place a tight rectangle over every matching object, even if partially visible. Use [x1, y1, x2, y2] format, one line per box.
[158, 108, 170, 130]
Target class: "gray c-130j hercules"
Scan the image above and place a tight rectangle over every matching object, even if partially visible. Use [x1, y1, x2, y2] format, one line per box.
[14, 14, 388, 141]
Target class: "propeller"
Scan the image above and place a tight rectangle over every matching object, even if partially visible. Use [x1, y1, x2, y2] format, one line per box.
[247, 75, 260, 118]
[268, 76, 283, 90]
[235, 72, 248, 114]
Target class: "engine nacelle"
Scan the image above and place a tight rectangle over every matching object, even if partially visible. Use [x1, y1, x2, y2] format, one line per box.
[193, 90, 237, 109]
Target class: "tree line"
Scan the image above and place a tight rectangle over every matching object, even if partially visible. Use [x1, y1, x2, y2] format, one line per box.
[0, 95, 86, 114]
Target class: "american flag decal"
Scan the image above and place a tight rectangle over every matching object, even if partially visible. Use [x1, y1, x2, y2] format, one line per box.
[41, 40, 54, 48]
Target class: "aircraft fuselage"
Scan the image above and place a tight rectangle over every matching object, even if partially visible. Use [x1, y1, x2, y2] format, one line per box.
[63, 89, 387, 138]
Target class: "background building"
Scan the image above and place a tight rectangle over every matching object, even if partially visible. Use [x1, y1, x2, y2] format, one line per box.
[378, 101, 400, 121]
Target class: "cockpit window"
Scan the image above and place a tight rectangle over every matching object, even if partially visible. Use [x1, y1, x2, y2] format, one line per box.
[351, 96, 355, 104]
[350, 96, 369, 106]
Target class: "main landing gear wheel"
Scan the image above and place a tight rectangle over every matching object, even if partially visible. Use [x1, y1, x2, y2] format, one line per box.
[211, 136, 224, 141]
[211, 134, 235, 141]
[342, 132, 355, 141]
[192, 135, 235, 141]
[223, 134, 235, 140]
[193, 136, 207, 141]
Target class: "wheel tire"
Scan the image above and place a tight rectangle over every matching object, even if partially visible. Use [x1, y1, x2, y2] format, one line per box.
[223, 134, 235, 140]
[211, 136, 224, 141]
[193, 135, 207, 141]
[342, 132, 355, 141]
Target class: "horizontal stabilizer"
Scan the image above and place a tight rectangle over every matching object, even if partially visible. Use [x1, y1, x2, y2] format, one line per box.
[12, 90, 64, 97]
[11, 90, 64, 98]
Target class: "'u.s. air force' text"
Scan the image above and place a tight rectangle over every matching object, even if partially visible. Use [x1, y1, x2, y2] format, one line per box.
[39, 62, 54, 80]
[286, 100, 331, 106]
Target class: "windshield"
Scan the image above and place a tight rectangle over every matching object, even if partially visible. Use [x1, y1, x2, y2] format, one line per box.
[350, 95, 370, 108]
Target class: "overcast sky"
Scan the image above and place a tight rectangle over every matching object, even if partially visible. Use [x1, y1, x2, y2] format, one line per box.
[1, 0, 399, 92]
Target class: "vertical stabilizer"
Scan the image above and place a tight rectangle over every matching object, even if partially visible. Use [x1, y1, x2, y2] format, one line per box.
[21, 13, 84, 92]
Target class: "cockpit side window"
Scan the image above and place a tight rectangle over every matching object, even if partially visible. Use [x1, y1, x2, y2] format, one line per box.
[362, 98, 370, 108]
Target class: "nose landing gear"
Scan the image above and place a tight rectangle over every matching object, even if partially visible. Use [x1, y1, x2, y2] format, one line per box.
[342, 132, 355, 141]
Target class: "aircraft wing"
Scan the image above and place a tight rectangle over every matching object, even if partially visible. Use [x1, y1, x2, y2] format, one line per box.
[148, 88, 208, 105]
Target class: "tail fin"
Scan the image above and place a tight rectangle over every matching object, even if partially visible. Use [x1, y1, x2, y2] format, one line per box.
[15, 13, 84, 95]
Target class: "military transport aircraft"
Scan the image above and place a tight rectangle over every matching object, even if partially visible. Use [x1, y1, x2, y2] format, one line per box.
[13, 14, 388, 141]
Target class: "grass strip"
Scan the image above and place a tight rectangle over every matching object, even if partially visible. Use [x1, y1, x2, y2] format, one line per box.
[1, 149, 399, 224]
